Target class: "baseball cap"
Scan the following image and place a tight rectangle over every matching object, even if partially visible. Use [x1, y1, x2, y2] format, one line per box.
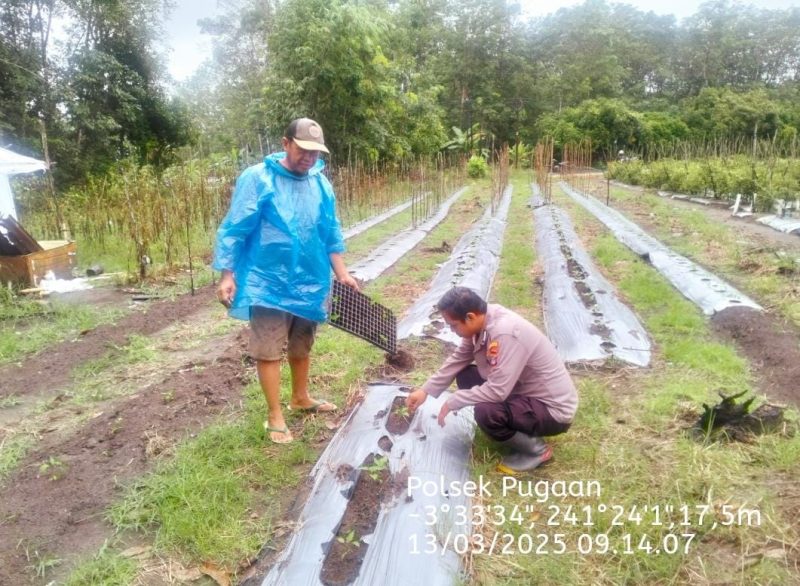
[286, 118, 329, 154]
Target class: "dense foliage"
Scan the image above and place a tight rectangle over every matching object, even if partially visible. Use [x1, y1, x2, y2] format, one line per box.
[2, 0, 800, 187]
[608, 155, 800, 212]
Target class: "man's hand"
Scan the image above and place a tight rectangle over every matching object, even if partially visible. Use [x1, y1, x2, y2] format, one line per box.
[337, 273, 360, 291]
[406, 389, 428, 413]
[217, 270, 236, 308]
[330, 253, 360, 291]
[437, 401, 452, 427]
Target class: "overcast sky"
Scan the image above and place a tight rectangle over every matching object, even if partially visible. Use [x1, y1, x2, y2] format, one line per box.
[163, 0, 800, 81]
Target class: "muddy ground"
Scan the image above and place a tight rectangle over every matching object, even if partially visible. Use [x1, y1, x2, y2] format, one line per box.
[1, 188, 799, 584]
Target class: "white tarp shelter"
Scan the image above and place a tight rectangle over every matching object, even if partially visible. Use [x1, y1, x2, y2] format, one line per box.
[0, 146, 48, 220]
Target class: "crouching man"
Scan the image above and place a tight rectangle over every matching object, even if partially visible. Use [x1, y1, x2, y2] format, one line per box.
[406, 287, 578, 474]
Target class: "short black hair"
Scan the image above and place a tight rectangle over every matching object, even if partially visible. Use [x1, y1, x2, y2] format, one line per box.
[284, 119, 301, 139]
[437, 287, 487, 320]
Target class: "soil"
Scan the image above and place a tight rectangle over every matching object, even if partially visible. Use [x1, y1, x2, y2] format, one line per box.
[385, 347, 415, 371]
[377, 435, 394, 452]
[710, 306, 800, 408]
[320, 453, 391, 586]
[384, 395, 414, 435]
[0, 283, 216, 401]
[0, 284, 252, 585]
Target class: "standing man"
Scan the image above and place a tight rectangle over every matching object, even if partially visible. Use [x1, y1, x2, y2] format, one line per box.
[406, 287, 578, 474]
[214, 118, 359, 444]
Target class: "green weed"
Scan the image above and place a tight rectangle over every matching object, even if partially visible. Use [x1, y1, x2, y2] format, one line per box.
[0, 394, 21, 408]
[64, 542, 137, 586]
[0, 433, 34, 480]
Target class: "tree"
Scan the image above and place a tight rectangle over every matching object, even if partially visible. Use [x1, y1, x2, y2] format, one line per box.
[266, 0, 430, 162]
[186, 0, 276, 159]
[536, 98, 643, 160]
[682, 87, 784, 140]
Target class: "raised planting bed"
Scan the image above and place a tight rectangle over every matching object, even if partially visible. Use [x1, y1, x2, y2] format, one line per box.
[320, 453, 403, 585]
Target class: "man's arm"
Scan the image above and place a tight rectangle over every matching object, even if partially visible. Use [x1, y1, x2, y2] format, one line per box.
[420, 338, 475, 397]
[213, 168, 263, 273]
[330, 252, 359, 290]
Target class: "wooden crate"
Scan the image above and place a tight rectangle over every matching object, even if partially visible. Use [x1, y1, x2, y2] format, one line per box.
[0, 240, 77, 286]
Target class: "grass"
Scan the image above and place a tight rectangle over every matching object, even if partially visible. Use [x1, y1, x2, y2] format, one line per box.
[63, 542, 137, 586]
[491, 172, 539, 323]
[0, 432, 35, 481]
[0, 394, 22, 408]
[0, 298, 123, 365]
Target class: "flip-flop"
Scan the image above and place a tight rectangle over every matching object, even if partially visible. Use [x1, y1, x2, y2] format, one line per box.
[287, 398, 338, 413]
[264, 422, 293, 444]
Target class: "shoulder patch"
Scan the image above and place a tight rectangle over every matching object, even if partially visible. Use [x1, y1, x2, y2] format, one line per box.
[487, 340, 500, 365]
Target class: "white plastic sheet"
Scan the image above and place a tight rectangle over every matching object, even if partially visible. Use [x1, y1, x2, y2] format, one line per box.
[560, 182, 761, 315]
[342, 199, 413, 240]
[533, 201, 650, 366]
[756, 215, 800, 235]
[349, 188, 468, 283]
[397, 186, 513, 343]
[261, 384, 474, 586]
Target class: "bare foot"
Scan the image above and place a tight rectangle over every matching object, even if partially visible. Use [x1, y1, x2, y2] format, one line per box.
[288, 398, 338, 413]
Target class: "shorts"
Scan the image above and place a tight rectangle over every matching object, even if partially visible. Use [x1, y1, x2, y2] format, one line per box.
[249, 306, 317, 361]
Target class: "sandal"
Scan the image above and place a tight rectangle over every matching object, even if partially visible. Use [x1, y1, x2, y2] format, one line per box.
[264, 422, 293, 444]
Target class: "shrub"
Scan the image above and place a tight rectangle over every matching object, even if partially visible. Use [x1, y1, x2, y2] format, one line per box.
[467, 155, 489, 178]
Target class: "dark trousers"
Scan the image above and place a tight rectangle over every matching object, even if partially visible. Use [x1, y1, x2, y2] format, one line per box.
[456, 365, 571, 442]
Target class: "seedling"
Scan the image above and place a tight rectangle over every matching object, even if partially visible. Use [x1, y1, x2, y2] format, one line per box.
[395, 404, 410, 419]
[336, 528, 360, 548]
[360, 455, 389, 481]
[38, 456, 66, 481]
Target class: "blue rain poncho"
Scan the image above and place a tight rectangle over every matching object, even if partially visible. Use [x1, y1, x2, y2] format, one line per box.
[212, 153, 345, 322]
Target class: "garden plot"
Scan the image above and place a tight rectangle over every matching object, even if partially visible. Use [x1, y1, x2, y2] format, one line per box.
[348, 187, 468, 283]
[398, 186, 512, 343]
[560, 182, 761, 316]
[532, 193, 651, 367]
[342, 199, 413, 240]
[261, 384, 473, 586]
